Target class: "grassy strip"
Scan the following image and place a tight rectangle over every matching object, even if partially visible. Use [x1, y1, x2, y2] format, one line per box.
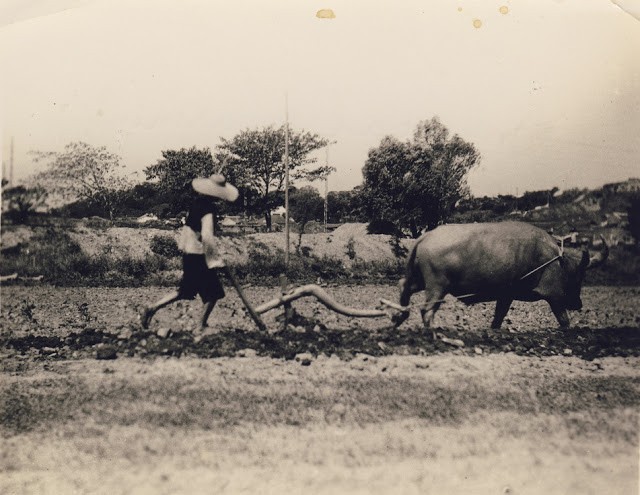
[1, 363, 638, 436]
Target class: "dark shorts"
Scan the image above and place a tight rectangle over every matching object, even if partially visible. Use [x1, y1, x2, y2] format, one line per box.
[178, 254, 225, 302]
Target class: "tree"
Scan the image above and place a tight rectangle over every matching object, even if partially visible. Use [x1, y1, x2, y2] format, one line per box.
[327, 190, 352, 223]
[119, 182, 162, 217]
[361, 117, 481, 237]
[215, 126, 330, 230]
[1, 184, 47, 224]
[144, 147, 216, 216]
[327, 188, 367, 223]
[289, 186, 324, 253]
[31, 142, 130, 220]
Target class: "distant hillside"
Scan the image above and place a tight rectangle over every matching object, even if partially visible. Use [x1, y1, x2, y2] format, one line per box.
[452, 178, 638, 247]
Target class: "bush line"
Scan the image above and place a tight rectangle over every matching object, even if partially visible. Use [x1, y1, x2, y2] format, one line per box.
[0, 227, 636, 287]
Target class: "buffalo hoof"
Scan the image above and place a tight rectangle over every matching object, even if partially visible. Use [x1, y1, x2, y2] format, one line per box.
[140, 307, 154, 329]
[391, 311, 409, 327]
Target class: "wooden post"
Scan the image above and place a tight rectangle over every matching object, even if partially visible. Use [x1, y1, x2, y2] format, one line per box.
[10, 137, 14, 186]
[279, 274, 294, 330]
[284, 93, 290, 268]
[324, 148, 329, 233]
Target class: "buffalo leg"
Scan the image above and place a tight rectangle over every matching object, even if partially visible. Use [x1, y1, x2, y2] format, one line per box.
[548, 301, 570, 328]
[491, 298, 513, 329]
[392, 277, 412, 327]
[420, 290, 444, 340]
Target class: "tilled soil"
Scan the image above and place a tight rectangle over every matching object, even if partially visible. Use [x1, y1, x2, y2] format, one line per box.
[1, 285, 639, 363]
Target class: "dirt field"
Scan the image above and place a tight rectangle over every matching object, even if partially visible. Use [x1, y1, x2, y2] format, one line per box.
[1, 285, 639, 494]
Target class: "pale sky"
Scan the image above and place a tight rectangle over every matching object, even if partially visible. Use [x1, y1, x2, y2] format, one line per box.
[1, 0, 639, 197]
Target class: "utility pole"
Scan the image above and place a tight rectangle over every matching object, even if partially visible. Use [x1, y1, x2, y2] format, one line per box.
[324, 148, 329, 233]
[284, 93, 290, 267]
[10, 137, 14, 186]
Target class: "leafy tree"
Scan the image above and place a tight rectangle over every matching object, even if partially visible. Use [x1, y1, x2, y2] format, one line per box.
[215, 126, 330, 230]
[288, 186, 324, 253]
[327, 190, 353, 223]
[361, 117, 480, 237]
[31, 142, 130, 220]
[327, 188, 368, 223]
[119, 182, 162, 217]
[144, 147, 216, 215]
[2, 185, 48, 224]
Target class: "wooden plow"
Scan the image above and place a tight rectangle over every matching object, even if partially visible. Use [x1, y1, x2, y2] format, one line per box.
[223, 268, 394, 332]
[225, 273, 465, 347]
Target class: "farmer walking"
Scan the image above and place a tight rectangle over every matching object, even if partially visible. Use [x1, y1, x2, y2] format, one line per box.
[140, 173, 239, 332]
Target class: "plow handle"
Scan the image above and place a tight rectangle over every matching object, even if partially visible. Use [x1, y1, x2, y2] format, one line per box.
[223, 266, 267, 332]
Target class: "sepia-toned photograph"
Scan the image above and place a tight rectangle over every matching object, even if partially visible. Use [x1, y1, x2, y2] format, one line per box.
[1, 1, 639, 493]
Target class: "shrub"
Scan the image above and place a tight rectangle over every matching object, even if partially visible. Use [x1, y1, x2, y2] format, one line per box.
[351, 259, 405, 282]
[390, 235, 408, 259]
[367, 219, 401, 236]
[345, 237, 357, 260]
[309, 256, 345, 281]
[150, 234, 180, 258]
[0, 227, 92, 284]
[231, 243, 289, 284]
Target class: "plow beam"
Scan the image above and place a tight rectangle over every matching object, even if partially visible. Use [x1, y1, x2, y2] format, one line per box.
[379, 298, 410, 313]
[255, 284, 387, 318]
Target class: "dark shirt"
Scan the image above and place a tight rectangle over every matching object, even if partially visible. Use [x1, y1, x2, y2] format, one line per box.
[185, 196, 217, 235]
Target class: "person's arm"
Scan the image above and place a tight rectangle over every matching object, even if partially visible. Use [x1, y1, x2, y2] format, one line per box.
[201, 213, 224, 268]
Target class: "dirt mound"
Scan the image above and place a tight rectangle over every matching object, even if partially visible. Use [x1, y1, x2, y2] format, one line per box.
[250, 222, 413, 264]
[331, 222, 369, 239]
[0, 226, 33, 250]
[70, 226, 252, 264]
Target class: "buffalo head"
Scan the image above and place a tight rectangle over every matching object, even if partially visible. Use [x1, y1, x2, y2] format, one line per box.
[564, 236, 608, 310]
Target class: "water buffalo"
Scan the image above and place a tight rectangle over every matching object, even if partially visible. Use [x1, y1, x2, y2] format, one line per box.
[392, 221, 608, 336]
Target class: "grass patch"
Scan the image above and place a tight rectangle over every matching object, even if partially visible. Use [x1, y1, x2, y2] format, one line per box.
[0, 227, 178, 287]
[1, 367, 638, 435]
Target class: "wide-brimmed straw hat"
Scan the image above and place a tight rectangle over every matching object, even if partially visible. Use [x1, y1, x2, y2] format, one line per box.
[192, 174, 239, 202]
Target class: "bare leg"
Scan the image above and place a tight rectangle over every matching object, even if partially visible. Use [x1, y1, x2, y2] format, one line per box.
[200, 300, 217, 331]
[140, 291, 181, 329]
[491, 298, 513, 329]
